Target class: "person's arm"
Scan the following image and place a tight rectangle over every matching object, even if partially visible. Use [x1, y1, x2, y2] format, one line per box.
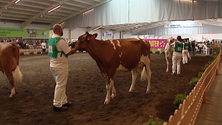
[57, 39, 79, 55]
[68, 44, 79, 55]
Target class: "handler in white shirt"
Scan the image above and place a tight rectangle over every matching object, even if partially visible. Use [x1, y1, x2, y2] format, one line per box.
[48, 24, 79, 112]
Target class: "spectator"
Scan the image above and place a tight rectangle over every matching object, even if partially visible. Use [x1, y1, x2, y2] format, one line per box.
[42, 41, 46, 54]
[191, 41, 195, 55]
[206, 41, 211, 56]
[198, 42, 203, 54]
[212, 40, 216, 55]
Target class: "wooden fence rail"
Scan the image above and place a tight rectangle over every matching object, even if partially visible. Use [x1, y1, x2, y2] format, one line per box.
[164, 50, 221, 125]
[20, 49, 48, 55]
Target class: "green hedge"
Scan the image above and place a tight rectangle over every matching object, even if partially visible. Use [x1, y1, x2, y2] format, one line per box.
[173, 93, 186, 108]
[143, 115, 164, 125]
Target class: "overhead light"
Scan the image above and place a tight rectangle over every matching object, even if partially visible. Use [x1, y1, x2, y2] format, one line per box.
[47, 5, 61, 13]
[175, 0, 196, 2]
[82, 8, 94, 15]
[93, 25, 103, 31]
[14, 0, 21, 4]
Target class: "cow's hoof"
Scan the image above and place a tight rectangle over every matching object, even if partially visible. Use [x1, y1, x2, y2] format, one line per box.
[129, 90, 133, 93]
[104, 100, 110, 105]
[8, 95, 13, 98]
[146, 91, 150, 94]
[111, 94, 116, 99]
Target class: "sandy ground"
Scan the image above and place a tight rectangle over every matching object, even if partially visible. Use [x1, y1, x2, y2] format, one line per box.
[0, 53, 212, 125]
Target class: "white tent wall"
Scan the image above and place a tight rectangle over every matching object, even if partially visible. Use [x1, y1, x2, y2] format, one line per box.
[137, 24, 222, 35]
[135, 23, 222, 41]
[49, 26, 221, 42]
[161, 33, 222, 41]
[49, 28, 138, 41]
[0, 22, 50, 29]
[64, 0, 222, 28]
[0, 22, 21, 29]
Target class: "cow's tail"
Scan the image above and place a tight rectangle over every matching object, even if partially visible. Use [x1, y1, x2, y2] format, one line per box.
[140, 66, 147, 81]
[11, 42, 22, 86]
[13, 66, 23, 87]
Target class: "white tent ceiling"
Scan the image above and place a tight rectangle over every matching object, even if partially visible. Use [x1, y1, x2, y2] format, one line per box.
[0, 0, 111, 28]
[0, 0, 222, 35]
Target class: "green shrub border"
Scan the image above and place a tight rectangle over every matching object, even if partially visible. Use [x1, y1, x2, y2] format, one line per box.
[190, 78, 199, 87]
[173, 93, 186, 108]
[143, 115, 165, 125]
[144, 53, 219, 125]
[155, 50, 160, 54]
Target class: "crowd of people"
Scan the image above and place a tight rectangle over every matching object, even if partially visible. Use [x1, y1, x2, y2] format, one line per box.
[195, 40, 222, 55]
[167, 36, 221, 77]
[0, 37, 48, 50]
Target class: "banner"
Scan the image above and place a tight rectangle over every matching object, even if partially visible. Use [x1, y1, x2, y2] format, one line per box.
[164, 21, 202, 28]
[0, 27, 49, 38]
[37, 29, 49, 38]
[0, 28, 28, 37]
[145, 39, 167, 49]
[104, 31, 113, 37]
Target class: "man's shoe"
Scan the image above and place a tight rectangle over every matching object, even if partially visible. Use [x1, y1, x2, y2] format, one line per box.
[171, 73, 175, 76]
[62, 102, 72, 107]
[53, 106, 68, 112]
[177, 74, 181, 77]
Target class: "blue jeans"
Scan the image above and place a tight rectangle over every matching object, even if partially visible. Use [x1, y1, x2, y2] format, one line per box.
[191, 48, 195, 55]
[199, 48, 202, 54]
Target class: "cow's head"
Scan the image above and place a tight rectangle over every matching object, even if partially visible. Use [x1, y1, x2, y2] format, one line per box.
[76, 31, 98, 50]
[168, 37, 175, 44]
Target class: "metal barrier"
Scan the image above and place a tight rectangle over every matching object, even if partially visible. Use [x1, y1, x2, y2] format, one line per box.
[164, 50, 221, 125]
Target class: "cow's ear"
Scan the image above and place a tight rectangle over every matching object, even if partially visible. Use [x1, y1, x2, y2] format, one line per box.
[85, 31, 89, 35]
[93, 33, 98, 38]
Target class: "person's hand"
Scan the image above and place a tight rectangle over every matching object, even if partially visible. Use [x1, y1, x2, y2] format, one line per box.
[68, 42, 76, 48]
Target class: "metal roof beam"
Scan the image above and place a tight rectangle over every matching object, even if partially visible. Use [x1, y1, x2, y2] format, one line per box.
[0, 0, 15, 13]
[49, 0, 111, 28]
[21, 0, 69, 28]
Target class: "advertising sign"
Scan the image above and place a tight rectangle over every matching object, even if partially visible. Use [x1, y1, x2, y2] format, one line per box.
[145, 39, 167, 49]
[0, 28, 29, 37]
[37, 29, 49, 38]
[0, 27, 49, 38]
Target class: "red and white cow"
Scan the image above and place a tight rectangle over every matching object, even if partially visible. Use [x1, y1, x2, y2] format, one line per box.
[165, 37, 174, 72]
[0, 42, 23, 97]
[76, 32, 151, 104]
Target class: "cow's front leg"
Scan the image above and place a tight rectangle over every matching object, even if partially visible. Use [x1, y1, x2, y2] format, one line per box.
[104, 78, 111, 105]
[110, 79, 116, 98]
[165, 56, 169, 72]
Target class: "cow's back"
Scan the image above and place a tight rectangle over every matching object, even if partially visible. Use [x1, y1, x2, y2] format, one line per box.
[114, 38, 150, 69]
[0, 43, 19, 72]
[117, 38, 150, 56]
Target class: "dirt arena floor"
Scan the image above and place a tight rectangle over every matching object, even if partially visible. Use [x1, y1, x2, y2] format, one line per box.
[0, 53, 212, 125]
